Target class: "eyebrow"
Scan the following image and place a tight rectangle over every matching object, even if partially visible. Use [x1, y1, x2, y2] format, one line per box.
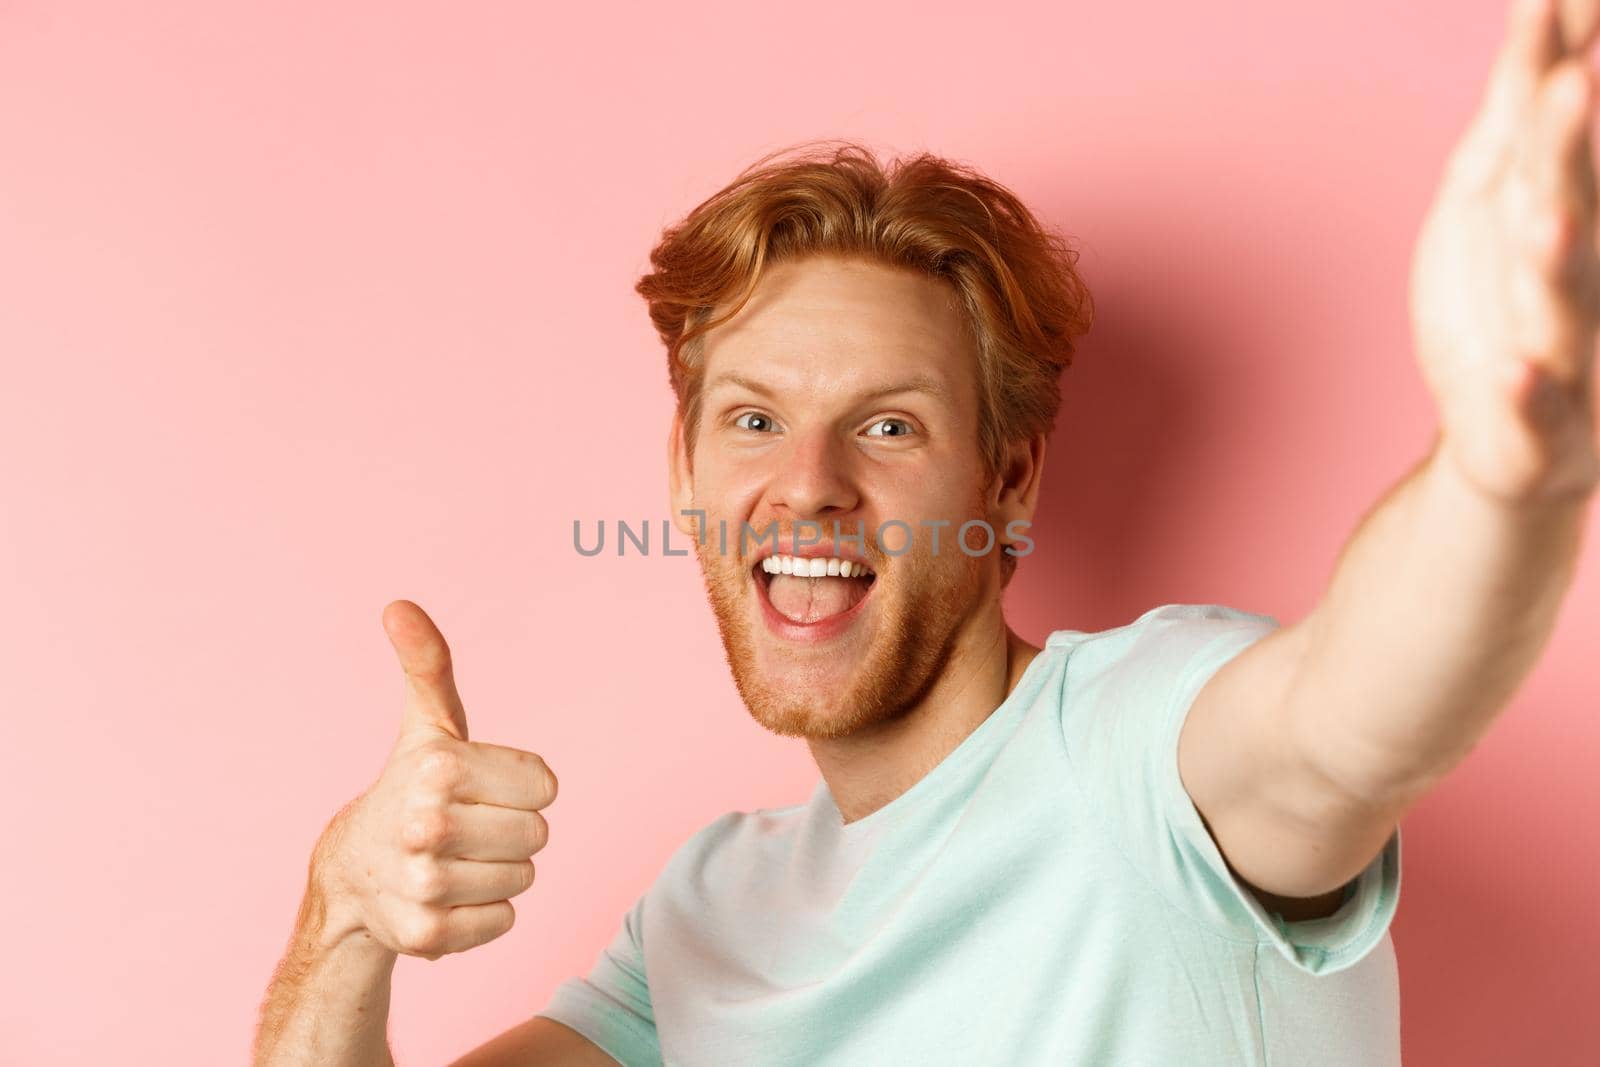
[703, 371, 954, 406]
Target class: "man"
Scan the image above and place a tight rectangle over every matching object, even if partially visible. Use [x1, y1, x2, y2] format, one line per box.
[253, 0, 1600, 1062]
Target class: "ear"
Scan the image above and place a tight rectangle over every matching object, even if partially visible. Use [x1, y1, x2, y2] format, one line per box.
[990, 433, 1047, 542]
[668, 410, 697, 538]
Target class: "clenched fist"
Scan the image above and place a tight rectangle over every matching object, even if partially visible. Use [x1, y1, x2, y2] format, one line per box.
[309, 600, 558, 961]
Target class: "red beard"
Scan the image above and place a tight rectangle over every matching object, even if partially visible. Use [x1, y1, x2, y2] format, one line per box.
[690, 508, 991, 740]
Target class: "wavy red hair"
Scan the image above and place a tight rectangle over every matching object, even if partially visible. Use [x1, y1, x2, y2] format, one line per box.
[637, 137, 1094, 493]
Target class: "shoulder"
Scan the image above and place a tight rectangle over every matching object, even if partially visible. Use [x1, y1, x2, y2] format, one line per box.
[1046, 602, 1282, 751]
[1045, 602, 1280, 673]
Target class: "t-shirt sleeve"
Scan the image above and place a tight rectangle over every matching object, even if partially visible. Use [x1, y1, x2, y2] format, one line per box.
[535, 893, 662, 1066]
[1061, 603, 1402, 977]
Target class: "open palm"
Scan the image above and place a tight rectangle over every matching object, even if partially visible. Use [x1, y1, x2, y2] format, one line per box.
[1411, 0, 1600, 504]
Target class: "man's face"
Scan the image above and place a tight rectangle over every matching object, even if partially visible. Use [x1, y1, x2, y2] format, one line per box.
[672, 254, 1003, 740]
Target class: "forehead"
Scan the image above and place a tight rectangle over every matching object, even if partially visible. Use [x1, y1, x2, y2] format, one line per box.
[698, 254, 975, 397]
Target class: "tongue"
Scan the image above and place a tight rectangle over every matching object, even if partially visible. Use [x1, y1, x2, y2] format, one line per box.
[767, 574, 869, 623]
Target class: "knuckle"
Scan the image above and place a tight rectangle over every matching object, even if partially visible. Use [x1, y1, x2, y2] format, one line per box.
[404, 857, 448, 904]
[396, 908, 449, 957]
[517, 860, 537, 894]
[414, 744, 464, 793]
[401, 809, 453, 852]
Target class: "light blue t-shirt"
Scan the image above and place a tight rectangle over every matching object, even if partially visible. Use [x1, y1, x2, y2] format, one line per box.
[538, 604, 1403, 1065]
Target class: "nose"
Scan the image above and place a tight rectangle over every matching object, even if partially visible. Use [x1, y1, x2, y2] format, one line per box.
[767, 426, 859, 522]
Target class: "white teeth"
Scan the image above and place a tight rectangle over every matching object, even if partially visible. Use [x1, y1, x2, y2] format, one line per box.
[758, 555, 872, 578]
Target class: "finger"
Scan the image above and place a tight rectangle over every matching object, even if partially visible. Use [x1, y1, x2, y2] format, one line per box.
[1525, 60, 1596, 207]
[405, 802, 549, 861]
[1509, 61, 1598, 278]
[1507, 231, 1591, 373]
[382, 600, 469, 742]
[432, 857, 536, 907]
[401, 900, 516, 958]
[411, 739, 558, 809]
[1482, 0, 1565, 139]
[454, 803, 549, 860]
[441, 900, 517, 953]
[452, 741, 559, 810]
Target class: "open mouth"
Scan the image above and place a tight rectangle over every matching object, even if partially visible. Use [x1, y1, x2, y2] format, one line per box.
[753, 553, 878, 626]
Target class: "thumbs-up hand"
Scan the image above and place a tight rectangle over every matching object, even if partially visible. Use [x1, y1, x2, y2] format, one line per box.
[310, 601, 558, 961]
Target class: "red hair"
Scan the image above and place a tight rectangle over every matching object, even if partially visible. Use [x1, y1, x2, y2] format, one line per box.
[637, 137, 1094, 484]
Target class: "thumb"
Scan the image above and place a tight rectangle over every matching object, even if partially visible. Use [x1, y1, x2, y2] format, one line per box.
[382, 599, 469, 743]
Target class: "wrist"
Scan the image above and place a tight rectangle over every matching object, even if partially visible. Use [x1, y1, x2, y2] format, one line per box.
[1433, 408, 1600, 511]
[299, 878, 383, 958]
[303, 801, 389, 960]
[1429, 434, 1596, 523]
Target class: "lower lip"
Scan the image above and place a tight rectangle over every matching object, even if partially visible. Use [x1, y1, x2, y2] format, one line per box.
[754, 568, 875, 644]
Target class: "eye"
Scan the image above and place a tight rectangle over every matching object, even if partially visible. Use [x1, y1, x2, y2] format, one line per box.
[863, 417, 915, 438]
[733, 411, 781, 434]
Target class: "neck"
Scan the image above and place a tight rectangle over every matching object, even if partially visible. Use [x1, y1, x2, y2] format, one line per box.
[808, 601, 1041, 825]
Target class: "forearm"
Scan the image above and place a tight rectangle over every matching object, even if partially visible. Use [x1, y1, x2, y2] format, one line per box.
[254, 845, 399, 1066]
[1287, 431, 1592, 812]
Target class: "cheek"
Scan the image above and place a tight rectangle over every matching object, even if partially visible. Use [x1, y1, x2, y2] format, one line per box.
[690, 459, 765, 512]
[688, 454, 748, 499]
[875, 466, 982, 526]
[874, 481, 992, 567]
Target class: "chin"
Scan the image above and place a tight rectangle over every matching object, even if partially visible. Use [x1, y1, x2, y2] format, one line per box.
[722, 617, 871, 741]
[695, 527, 986, 743]
[736, 678, 889, 740]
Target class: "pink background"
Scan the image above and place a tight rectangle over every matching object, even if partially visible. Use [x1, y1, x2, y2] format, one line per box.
[2, 1, 1596, 1063]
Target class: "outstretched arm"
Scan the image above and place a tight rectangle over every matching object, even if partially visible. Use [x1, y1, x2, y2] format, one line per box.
[1181, 0, 1600, 905]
